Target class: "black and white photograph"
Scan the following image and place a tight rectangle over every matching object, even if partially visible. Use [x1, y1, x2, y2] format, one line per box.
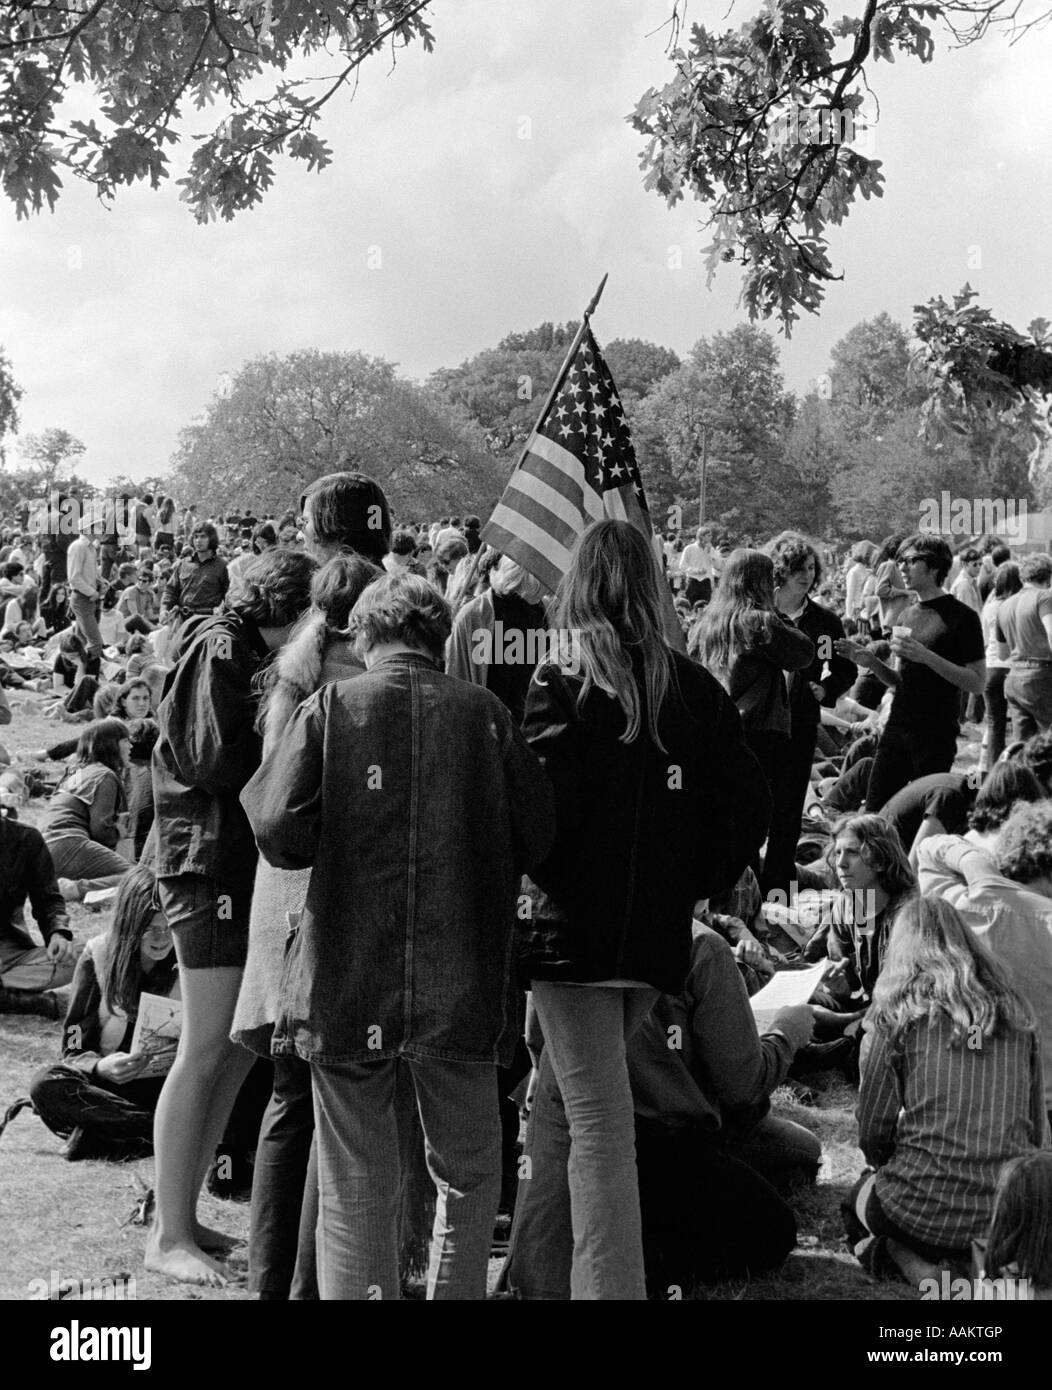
[0, 0, 1050, 1354]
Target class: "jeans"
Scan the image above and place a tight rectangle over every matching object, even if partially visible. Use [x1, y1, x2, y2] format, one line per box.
[311, 1055, 501, 1300]
[865, 724, 958, 812]
[46, 835, 129, 896]
[503, 1062, 810, 1299]
[0, 942, 80, 992]
[248, 1054, 319, 1300]
[528, 980, 659, 1300]
[984, 667, 1009, 768]
[1006, 666, 1052, 743]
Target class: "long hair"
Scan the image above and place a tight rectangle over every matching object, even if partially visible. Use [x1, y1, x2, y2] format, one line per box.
[969, 761, 1045, 833]
[70, 717, 130, 778]
[692, 549, 778, 681]
[876, 532, 908, 566]
[157, 496, 176, 525]
[825, 813, 916, 903]
[114, 679, 153, 720]
[766, 531, 823, 591]
[258, 553, 380, 746]
[985, 1153, 1052, 1286]
[870, 897, 1035, 1055]
[190, 521, 220, 554]
[102, 867, 176, 1018]
[551, 519, 676, 749]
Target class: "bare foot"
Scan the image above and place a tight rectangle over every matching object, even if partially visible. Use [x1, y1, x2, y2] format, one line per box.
[144, 1233, 234, 1287]
[194, 1223, 245, 1254]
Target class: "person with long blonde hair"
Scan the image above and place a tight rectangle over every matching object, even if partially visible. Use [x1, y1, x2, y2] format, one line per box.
[509, 519, 771, 1300]
[847, 897, 1045, 1279]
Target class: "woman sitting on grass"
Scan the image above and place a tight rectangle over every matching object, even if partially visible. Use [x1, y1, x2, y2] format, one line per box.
[40, 718, 132, 902]
[29, 867, 177, 1161]
[847, 897, 1045, 1282]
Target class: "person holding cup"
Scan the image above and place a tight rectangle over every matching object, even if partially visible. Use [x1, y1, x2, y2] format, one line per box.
[834, 534, 985, 811]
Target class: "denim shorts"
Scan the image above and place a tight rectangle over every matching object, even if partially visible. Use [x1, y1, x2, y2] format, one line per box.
[157, 872, 250, 970]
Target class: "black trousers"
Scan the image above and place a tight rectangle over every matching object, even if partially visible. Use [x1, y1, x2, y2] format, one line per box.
[248, 1054, 319, 1300]
[30, 1055, 272, 1157]
[30, 1063, 161, 1146]
[635, 1117, 797, 1295]
[762, 724, 819, 899]
[865, 724, 958, 813]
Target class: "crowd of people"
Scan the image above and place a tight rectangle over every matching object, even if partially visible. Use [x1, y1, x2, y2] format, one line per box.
[1, 479, 1051, 1301]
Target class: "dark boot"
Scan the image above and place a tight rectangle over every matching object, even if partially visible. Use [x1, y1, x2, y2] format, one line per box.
[0, 986, 62, 1019]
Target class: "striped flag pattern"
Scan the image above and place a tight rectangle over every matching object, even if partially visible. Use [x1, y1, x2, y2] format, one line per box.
[481, 327, 659, 596]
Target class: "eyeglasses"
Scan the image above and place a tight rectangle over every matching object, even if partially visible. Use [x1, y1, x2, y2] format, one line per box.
[900, 555, 926, 566]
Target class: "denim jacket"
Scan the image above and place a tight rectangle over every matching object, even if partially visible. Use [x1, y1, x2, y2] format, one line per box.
[242, 653, 556, 1066]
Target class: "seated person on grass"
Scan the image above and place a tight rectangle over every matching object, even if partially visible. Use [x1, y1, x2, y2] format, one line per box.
[846, 897, 1045, 1283]
[22, 866, 270, 1202]
[0, 805, 78, 1019]
[918, 800, 1052, 1135]
[503, 922, 821, 1299]
[803, 813, 916, 1038]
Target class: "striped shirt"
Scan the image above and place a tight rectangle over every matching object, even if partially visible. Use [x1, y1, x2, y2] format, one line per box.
[859, 1012, 1046, 1252]
[918, 835, 1052, 1108]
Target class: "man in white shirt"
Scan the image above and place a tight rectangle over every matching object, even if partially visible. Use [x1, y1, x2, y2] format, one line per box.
[679, 527, 714, 605]
[66, 521, 103, 669]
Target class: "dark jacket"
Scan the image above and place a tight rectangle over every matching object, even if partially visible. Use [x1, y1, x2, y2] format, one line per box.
[242, 652, 556, 1066]
[788, 597, 854, 732]
[151, 611, 269, 892]
[726, 614, 814, 739]
[0, 814, 70, 955]
[162, 552, 229, 617]
[518, 649, 772, 994]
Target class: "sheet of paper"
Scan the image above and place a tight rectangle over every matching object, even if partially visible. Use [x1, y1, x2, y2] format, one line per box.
[750, 961, 829, 1031]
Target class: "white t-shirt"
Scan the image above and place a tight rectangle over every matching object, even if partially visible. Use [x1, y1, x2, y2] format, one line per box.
[679, 542, 713, 581]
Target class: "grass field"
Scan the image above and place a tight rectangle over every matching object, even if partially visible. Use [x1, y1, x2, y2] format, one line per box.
[0, 690, 947, 1302]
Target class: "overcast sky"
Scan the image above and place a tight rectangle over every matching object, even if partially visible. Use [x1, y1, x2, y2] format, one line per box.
[2, 0, 1050, 485]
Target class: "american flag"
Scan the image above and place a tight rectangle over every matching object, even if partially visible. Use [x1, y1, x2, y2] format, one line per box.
[482, 327, 660, 597]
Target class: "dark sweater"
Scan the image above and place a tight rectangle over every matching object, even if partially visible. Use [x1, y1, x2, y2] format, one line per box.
[726, 615, 814, 738]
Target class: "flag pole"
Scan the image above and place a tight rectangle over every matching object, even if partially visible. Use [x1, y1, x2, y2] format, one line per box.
[502, 273, 610, 481]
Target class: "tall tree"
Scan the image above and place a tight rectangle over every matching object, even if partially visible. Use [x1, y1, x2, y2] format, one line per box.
[819, 309, 1038, 538]
[429, 325, 680, 463]
[17, 427, 87, 491]
[170, 349, 502, 517]
[633, 323, 797, 537]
